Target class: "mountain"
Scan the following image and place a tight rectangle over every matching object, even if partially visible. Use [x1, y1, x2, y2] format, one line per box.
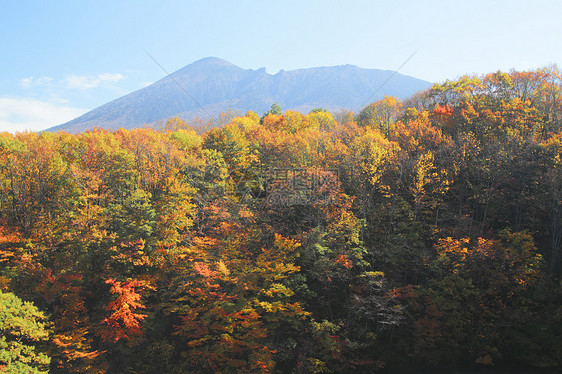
[47, 57, 431, 133]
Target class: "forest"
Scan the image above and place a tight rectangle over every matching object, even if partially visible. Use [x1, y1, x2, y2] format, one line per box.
[0, 67, 561, 373]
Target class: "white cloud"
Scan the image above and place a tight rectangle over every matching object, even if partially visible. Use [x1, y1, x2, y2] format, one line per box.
[98, 73, 125, 82]
[20, 77, 33, 88]
[64, 73, 125, 89]
[20, 76, 55, 88]
[64, 75, 101, 89]
[47, 94, 70, 104]
[4, 71, 126, 132]
[0, 98, 88, 133]
[20, 73, 125, 90]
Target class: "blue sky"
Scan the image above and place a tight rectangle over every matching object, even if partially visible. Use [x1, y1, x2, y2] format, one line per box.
[1, 0, 561, 132]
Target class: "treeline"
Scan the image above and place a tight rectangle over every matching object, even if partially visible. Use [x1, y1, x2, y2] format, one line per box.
[1, 67, 561, 373]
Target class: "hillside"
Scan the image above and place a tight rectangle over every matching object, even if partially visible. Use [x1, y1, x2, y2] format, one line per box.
[46, 57, 430, 133]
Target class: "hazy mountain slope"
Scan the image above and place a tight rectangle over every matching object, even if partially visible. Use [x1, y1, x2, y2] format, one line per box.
[48, 57, 431, 133]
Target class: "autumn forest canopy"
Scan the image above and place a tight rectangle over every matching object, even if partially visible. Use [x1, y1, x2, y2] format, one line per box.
[1, 67, 562, 373]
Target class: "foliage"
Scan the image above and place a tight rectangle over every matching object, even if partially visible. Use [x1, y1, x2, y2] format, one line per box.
[0, 66, 561, 372]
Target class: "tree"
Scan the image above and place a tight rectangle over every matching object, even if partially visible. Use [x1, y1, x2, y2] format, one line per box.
[398, 231, 547, 366]
[356, 96, 402, 136]
[265, 103, 283, 116]
[99, 278, 148, 345]
[0, 291, 51, 373]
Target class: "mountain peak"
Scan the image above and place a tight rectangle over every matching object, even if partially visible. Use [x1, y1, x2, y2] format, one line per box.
[191, 56, 235, 67]
[172, 57, 242, 76]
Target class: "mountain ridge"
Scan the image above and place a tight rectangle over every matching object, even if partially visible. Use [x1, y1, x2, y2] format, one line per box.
[47, 57, 431, 133]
